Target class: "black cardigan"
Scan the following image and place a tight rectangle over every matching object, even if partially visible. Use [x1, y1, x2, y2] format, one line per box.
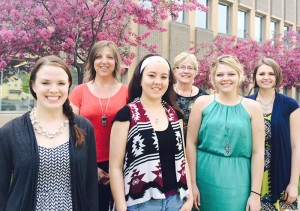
[0, 112, 98, 211]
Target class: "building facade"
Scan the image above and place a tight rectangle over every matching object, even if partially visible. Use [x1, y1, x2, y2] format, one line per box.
[126, 0, 300, 99]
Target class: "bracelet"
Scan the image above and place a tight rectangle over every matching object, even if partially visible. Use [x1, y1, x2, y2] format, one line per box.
[251, 190, 261, 196]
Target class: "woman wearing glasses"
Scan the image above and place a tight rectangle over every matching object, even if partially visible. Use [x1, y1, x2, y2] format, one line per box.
[172, 52, 206, 139]
[186, 55, 265, 211]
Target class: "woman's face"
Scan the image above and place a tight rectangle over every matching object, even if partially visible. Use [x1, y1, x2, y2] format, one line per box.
[174, 61, 196, 85]
[256, 64, 276, 90]
[31, 65, 69, 110]
[140, 61, 170, 101]
[93, 46, 116, 78]
[213, 64, 239, 93]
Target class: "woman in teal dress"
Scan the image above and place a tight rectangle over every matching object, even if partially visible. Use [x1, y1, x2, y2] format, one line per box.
[186, 55, 265, 211]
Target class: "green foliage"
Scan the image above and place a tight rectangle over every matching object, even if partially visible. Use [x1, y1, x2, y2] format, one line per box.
[21, 73, 30, 94]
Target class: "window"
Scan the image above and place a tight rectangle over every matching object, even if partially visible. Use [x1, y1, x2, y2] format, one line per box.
[176, 0, 185, 23]
[283, 87, 288, 95]
[255, 16, 263, 42]
[270, 21, 277, 39]
[284, 25, 291, 47]
[238, 10, 247, 38]
[218, 3, 229, 34]
[296, 88, 300, 104]
[196, 0, 208, 29]
[284, 25, 290, 36]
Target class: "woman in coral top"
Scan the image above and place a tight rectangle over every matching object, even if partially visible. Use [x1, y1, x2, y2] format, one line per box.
[69, 41, 128, 211]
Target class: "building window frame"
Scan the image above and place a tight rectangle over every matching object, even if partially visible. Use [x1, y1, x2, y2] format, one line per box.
[196, 0, 209, 29]
[296, 88, 300, 104]
[270, 20, 278, 39]
[176, 0, 185, 23]
[218, 2, 230, 34]
[255, 15, 263, 43]
[284, 24, 291, 48]
[237, 9, 248, 38]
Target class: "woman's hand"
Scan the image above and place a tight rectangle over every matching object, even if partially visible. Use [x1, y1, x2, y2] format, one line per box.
[192, 184, 200, 210]
[245, 193, 261, 211]
[98, 167, 110, 185]
[284, 183, 298, 205]
[180, 195, 193, 211]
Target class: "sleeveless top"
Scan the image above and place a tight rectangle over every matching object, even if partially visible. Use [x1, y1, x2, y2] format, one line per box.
[36, 142, 73, 210]
[124, 98, 189, 206]
[198, 96, 252, 157]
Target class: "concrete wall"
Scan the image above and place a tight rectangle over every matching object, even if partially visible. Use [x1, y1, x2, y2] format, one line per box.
[169, 22, 190, 61]
[256, 0, 269, 13]
[239, 0, 253, 7]
[285, 0, 296, 23]
[271, 0, 283, 19]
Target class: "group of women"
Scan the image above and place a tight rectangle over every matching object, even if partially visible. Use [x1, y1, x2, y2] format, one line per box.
[0, 40, 299, 211]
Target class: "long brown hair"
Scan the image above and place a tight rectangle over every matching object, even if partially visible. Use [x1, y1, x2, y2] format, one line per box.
[29, 55, 85, 147]
[252, 58, 282, 90]
[84, 40, 121, 82]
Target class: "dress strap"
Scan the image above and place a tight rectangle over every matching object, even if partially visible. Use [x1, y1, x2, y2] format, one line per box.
[239, 96, 243, 103]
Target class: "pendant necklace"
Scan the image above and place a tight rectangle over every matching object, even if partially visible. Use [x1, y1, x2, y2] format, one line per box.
[224, 117, 231, 155]
[97, 81, 114, 126]
[99, 97, 111, 126]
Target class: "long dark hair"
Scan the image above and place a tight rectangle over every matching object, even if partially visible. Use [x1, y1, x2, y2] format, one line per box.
[29, 55, 84, 147]
[128, 54, 181, 113]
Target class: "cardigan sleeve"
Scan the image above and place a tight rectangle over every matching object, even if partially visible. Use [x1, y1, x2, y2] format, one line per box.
[85, 121, 99, 211]
[286, 96, 299, 114]
[0, 122, 13, 210]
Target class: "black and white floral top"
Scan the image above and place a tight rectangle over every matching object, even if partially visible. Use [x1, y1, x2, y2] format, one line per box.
[175, 88, 206, 139]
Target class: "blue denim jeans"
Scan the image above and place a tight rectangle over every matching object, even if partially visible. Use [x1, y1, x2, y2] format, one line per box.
[127, 194, 184, 211]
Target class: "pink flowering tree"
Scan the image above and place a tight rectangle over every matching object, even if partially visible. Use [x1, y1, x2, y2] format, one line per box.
[0, 0, 207, 83]
[191, 32, 300, 92]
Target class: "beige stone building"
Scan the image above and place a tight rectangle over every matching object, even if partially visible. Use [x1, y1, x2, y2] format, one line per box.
[125, 0, 300, 101]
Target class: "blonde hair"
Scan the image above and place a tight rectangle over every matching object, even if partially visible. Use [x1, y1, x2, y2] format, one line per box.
[172, 52, 198, 71]
[210, 55, 245, 89]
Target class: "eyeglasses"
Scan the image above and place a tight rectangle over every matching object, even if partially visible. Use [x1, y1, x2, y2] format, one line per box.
[175, 66, 195, 71]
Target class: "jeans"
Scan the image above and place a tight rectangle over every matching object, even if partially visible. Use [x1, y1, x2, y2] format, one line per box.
[127, 193, 184, 211]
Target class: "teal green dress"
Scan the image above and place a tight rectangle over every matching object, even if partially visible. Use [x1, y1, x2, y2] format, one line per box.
[197, 97, 252, 211]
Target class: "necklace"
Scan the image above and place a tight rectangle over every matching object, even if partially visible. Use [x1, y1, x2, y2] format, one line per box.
[98, 97, 111, 126]
[257, 94, 274, 110]
[143, 103, 163, 124]
[96, 80, 114, 126]
[224, 113, 231, 155]
[175, 85, 193, 97]
[30, 108, 69, 139]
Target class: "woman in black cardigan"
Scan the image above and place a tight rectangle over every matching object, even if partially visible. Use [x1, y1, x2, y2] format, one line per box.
[0, 55, 98, 211]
